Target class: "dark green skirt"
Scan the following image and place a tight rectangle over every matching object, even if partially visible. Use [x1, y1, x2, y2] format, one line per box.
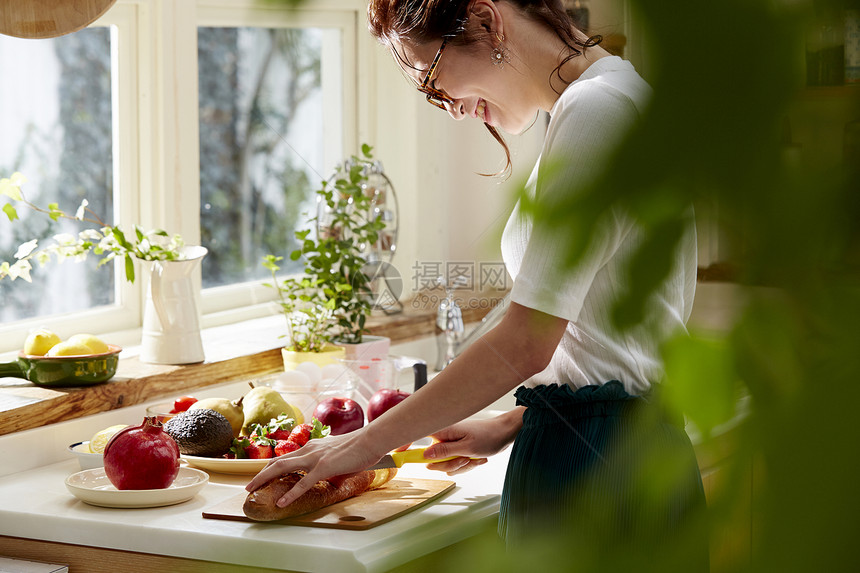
[499, 381, 709, 570]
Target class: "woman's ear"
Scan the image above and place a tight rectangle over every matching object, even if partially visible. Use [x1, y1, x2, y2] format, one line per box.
[467, 0, 504, 38]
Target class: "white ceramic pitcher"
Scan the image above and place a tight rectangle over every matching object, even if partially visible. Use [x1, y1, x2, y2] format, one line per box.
[140, 246, 207, 364]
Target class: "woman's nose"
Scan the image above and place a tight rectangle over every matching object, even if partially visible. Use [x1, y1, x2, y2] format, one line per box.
[445, 99, 466, 121]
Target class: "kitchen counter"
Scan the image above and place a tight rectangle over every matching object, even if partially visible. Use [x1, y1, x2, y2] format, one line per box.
[0, 384, 510, 573]
[0, 289, 745, 571]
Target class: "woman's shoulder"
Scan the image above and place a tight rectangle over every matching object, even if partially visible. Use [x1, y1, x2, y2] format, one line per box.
[553, 56, 652, 119]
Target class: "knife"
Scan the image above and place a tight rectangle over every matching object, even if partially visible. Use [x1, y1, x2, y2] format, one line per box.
[366, 446, 459, 470]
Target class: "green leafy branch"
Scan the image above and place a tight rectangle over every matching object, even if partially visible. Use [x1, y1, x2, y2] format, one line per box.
[264, 144, 388, 349]
[0, 172, 185, 283]
[264, 254, 337, 352]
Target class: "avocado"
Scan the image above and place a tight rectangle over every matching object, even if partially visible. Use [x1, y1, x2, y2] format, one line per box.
[164, 409, 234, 457]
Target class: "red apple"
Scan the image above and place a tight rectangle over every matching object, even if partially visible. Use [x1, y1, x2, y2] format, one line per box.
[103, 417, 180, 490]
[313, 397, 364, 435]
[367, 388, 410, 422]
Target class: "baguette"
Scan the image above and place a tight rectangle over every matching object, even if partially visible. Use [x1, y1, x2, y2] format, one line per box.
[243, 468, 397, 521]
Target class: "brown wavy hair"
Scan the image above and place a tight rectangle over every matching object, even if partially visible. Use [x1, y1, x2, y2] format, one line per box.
[367, 0, 601, 177]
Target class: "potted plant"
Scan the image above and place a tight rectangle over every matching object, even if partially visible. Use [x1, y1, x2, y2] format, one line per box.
[263, 254, 345, 369]
[264, 144, 392, 365]
[1, 172, 206, 365]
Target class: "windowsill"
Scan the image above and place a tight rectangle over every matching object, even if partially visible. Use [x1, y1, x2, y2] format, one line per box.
[0, 293, 503, 436]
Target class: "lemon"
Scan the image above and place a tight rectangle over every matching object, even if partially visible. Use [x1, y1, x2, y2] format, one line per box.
[67, 333, 110, 354]
[88, 424, 129, 454]
[46, 341, 94, 357]
[23, 329, 61, 356]
[287, 402, 304, 425]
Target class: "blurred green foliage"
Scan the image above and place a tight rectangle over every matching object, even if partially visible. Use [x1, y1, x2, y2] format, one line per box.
[274, 0, 858, 571]
[531, 0, 860, 571]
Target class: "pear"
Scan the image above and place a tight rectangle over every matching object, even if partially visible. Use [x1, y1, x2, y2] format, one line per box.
[189, 397, 244, 438]
[241, 386, 298, 436]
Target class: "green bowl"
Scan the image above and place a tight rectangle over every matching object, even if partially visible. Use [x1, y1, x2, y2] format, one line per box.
[0, 345, 121, 387]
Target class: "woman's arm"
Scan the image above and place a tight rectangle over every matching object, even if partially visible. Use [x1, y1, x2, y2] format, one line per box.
[362, 302, 565, 451]
[246, 302, 567, 507]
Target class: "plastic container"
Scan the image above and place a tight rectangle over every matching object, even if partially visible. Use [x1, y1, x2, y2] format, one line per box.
[263, 365, 358, 423]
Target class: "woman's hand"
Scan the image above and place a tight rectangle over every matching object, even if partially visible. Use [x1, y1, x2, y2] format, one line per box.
[423, 407, 525, 476]
[244, 427, 385, 508]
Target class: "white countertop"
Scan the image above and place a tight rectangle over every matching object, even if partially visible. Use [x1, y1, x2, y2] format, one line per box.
[0, 380, 512, 573]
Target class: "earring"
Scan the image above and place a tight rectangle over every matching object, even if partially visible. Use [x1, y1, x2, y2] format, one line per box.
[491, 33, 510, 68]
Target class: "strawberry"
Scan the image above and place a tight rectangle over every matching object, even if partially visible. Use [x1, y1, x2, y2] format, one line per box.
[229, 437, 251, 459]
[274, 439, 300, 456]
[288, 424, 312, 447]
[266, 414, 296, 441]
[308, 418, 331, 440]
[230, 435, 274, 459]
[245, 441, 274, 459]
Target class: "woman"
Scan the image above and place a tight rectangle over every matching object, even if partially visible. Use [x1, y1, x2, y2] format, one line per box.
[248, 0, 708, 565]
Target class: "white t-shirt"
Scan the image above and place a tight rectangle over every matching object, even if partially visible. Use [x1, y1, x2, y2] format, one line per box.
[501, 56, 697, 395]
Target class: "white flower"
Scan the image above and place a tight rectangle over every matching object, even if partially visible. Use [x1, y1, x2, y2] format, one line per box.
[79, 228, 103, 241]
[53, 233, 77, 246]
[75, 199, 89, 220]
[9, 259, 33, 282]
[98, 234, 118, 249]
[14, 239, 39, 260]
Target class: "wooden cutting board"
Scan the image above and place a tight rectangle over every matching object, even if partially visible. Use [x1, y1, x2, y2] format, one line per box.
[202, 477, 455, 531]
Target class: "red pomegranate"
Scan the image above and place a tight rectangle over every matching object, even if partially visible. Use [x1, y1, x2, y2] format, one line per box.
[103, 416, 180, 490]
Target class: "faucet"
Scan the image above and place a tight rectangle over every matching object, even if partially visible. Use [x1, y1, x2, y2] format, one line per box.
[435, 279, 464, 371]
[434, 278, 511, 371]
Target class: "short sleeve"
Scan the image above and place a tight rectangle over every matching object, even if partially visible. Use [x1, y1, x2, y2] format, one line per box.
[510, 82, 642, 322]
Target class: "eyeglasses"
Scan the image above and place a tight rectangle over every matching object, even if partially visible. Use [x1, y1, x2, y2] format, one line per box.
[417, 37, 454, 110]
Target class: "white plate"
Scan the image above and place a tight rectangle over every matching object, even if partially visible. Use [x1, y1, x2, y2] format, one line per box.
[181, 455, 270, 475]
[65, 466, 209, 508]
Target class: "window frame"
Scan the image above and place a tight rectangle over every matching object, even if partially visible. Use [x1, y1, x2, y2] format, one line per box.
[194, 2, 359, 323]
[0, 2, 144, 352]
[0, 0, 373, 353]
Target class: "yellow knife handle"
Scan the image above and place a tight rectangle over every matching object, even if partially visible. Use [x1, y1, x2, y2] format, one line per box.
[390, 447, 458, 466]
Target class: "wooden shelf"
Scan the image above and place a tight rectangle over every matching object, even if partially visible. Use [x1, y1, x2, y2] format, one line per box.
[0, 291, 505, 436]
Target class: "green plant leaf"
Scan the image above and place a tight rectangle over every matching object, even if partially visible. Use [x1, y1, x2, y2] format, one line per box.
[661, 331, 737, 438]
[124, 254, 135, 283]
[47, 203, 63, 222]
[0, 181, 23, 201]
[2, 203, 18, 222]
[262, 254, 282, 272]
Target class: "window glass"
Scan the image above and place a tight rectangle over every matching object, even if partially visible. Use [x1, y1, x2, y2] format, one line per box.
[198, 27, 327, 288]
[0, 29, 115, 323]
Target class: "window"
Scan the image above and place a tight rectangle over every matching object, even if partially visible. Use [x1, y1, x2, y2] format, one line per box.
[0, 1, 364, 353]
[198, 26, 336, 287]
[195, 5, 355, 319]
[0, 28, 116, 322]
